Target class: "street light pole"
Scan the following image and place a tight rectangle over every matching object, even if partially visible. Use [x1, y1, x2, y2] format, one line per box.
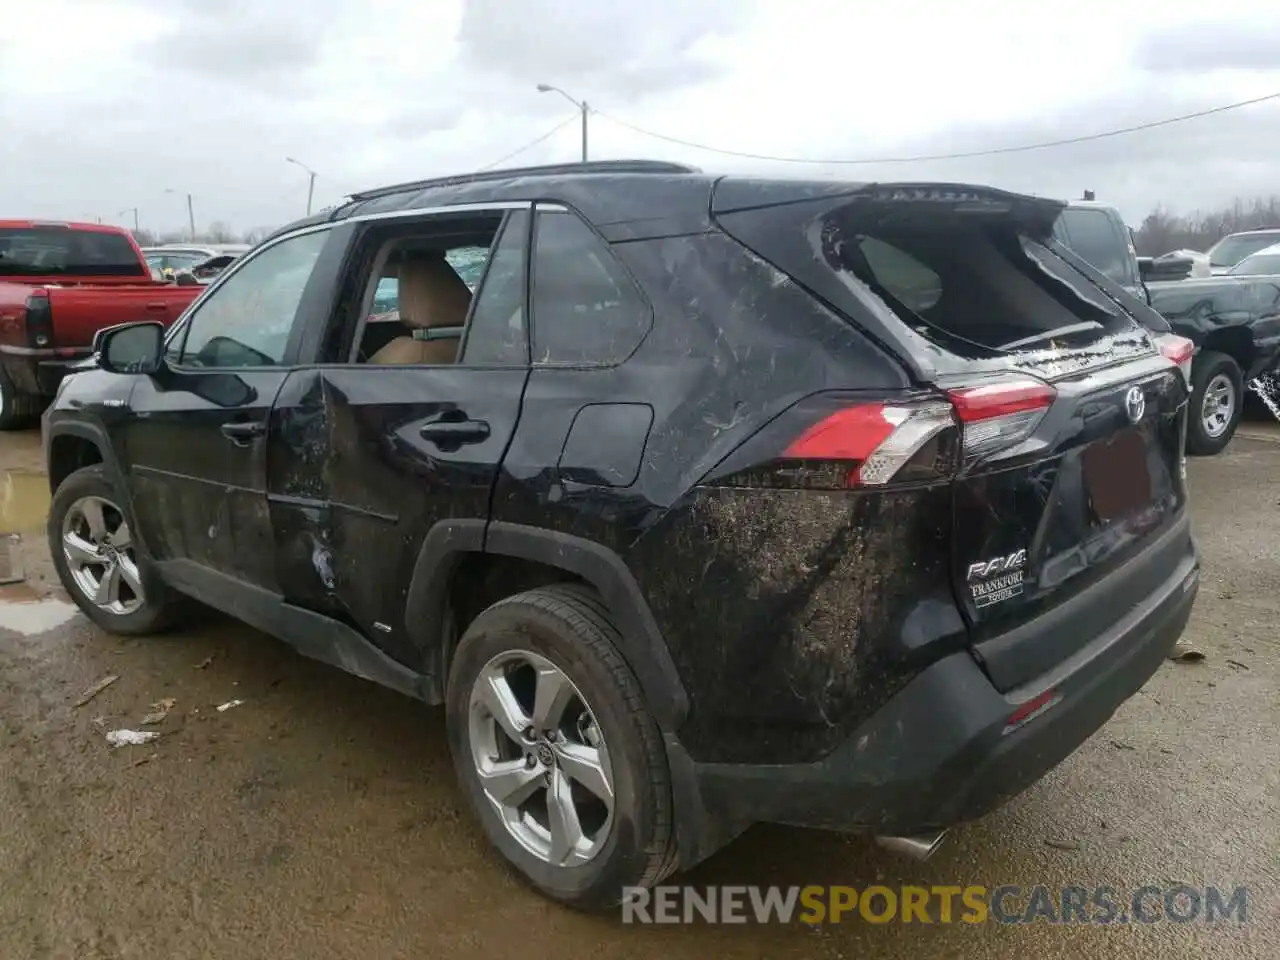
[286, 157, 319, 216]
[118, 207, 140, 233]
[536, 84, 588, 162]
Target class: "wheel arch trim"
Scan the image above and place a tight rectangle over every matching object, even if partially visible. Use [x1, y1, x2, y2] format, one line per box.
[403, 519, 688, 729]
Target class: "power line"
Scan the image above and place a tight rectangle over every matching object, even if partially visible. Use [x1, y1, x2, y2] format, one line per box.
[594, 89, 1280, 165]
[479, 114, 581, 171]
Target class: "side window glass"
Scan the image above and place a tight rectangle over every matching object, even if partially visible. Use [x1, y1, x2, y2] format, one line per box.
[168, 230, 328, 368]
[446, 246, 490, 291]
[530, 209, 650, 365]
[857, 236, 942, 313]
[460, 211, 529, 365]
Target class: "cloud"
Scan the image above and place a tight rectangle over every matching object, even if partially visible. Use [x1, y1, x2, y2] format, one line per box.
[2, 0, 1279, 238]
[1136, 23, 1280, 73]
[456, 0, 750, 100]
[137, 1, 330, 84]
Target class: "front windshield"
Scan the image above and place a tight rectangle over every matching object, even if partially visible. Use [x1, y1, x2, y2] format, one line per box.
[1228, 252, 1280, 276]
[1207, 233, 1280, 267]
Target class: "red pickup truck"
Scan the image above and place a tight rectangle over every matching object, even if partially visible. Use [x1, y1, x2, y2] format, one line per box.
[0, 220, 204, 428]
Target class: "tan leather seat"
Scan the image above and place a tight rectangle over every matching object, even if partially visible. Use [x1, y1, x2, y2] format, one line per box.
[367, 252, 472, 365]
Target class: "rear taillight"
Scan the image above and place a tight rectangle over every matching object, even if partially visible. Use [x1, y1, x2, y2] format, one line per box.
[707, 378, 1055, 491]
[1155, 333, 1194, 386]
[946, 376, 1056, 462]
[784, 402, 956, 486]
[24, 293, 53, 349]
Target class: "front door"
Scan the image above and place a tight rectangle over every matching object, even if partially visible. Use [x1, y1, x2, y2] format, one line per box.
[267, 207, 532, 668]
[122, 228, 333, 588]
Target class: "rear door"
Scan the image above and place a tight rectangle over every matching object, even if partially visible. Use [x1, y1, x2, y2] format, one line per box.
[267, 206, 531, 667]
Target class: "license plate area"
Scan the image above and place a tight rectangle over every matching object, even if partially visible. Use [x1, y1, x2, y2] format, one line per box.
[1082, 428, 1152, 523]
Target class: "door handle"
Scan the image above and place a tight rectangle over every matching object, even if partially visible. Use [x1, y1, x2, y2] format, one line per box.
[419, 419, 490, 445]
[146, 302, 168, 312]
[220, 420, 266, 446]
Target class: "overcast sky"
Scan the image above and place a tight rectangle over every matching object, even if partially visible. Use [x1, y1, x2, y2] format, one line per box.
[2, 0, 1279, 236]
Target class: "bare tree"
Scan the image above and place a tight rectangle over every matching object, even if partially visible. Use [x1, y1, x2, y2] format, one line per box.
[1133, 196, 1280, 255]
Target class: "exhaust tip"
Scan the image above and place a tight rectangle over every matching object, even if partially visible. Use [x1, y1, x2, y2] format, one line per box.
[874, 830, 949, 861]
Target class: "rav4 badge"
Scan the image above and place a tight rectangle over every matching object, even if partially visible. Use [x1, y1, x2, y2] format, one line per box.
[967, 549, 1028, 609]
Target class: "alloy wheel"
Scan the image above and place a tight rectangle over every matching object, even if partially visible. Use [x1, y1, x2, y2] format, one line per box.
[467, 650, 615, 866]
[61, 495, 145, 615]
[1201, 373, 1235, 439]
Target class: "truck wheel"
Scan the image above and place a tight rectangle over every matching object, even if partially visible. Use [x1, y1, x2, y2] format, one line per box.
[445, 584, 678, 910]
[47, 465, 186, 635]
[1187, 351, 1243, 456]
[0, 367, 43, 431]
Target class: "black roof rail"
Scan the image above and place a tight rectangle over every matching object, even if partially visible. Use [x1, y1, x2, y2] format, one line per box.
[348, 159, 702, 202]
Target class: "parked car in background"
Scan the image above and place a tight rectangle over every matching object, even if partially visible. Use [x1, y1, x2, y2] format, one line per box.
[1051, 201, 1146, 300]
[44, 163, 1198, 909]
[0, 221, 204, 428]
[1205, 229, 1280, 275]
[1146, 249, 1210, 280]
[142, 244, 249, 282]
[1144, 273, 1280, 452]
[140, 247, 208, 279]
[1225, 243, 1280, 277]
[1052, 203, 1278, 454]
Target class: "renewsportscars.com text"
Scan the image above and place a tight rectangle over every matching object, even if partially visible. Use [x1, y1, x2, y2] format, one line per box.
[621, 884, 1250, 925]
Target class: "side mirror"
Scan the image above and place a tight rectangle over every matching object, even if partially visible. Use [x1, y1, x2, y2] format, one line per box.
[97, 321, 165, 375]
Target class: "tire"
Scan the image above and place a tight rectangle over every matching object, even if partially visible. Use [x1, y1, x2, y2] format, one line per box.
[445, 584, 678, 910]
[47, 464, 185, 635]
[0, 366, 44, 431]
[1187, 351, 1243, 456]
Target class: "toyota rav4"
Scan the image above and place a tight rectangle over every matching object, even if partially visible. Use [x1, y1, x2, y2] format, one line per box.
[42, 162, 1200, 909]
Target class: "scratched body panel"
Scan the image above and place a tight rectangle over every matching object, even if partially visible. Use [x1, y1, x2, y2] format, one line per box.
[268, 365, 526, 669]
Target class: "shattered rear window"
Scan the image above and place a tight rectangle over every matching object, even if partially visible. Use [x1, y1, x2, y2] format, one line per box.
[831, 212, 1140, 359]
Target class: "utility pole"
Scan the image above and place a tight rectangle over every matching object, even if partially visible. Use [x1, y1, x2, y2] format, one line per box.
[286, 157, 319, 215]
[537, 84, 589, 161]
[164, 189, 196, 239]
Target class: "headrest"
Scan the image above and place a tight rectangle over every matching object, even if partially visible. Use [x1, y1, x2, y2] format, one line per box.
[396, 252, 472, 330]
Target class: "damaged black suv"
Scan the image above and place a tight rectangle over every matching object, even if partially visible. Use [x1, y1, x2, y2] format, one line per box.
[43, 161, 1200, 908]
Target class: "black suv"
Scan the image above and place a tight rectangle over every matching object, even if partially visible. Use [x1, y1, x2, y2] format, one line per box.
[43, 162, 1201, 908]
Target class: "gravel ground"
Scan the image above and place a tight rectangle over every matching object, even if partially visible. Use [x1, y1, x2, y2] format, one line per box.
[0, 423, 1276, 959]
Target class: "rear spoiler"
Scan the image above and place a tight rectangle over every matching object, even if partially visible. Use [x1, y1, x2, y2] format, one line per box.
[712, 179, 1066, 236]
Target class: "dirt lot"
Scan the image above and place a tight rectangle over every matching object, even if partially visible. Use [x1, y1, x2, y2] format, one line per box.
[1, 423, 1277, 959]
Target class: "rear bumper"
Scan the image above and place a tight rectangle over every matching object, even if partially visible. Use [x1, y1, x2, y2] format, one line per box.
[669, 512, 1198, 861]
[0, 345, 90, 396]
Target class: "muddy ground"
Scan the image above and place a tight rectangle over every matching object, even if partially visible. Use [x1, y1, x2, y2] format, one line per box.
[1, 423, 1277, 960]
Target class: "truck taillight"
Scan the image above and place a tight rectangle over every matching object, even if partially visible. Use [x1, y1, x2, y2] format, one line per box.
[24, 293, 53, 349]
[946, 376, 1056, 462]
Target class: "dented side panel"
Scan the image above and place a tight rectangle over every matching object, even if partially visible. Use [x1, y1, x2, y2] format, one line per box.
[488, 231, 956, 764]
[627, 485, 968, 765]
[267, 364, 528, 669]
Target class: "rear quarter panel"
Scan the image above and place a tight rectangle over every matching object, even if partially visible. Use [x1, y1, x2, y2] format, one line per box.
[489, 231, 970, 764]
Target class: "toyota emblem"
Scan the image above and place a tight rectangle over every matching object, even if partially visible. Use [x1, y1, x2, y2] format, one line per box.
[1125, 385, 1146, 424]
